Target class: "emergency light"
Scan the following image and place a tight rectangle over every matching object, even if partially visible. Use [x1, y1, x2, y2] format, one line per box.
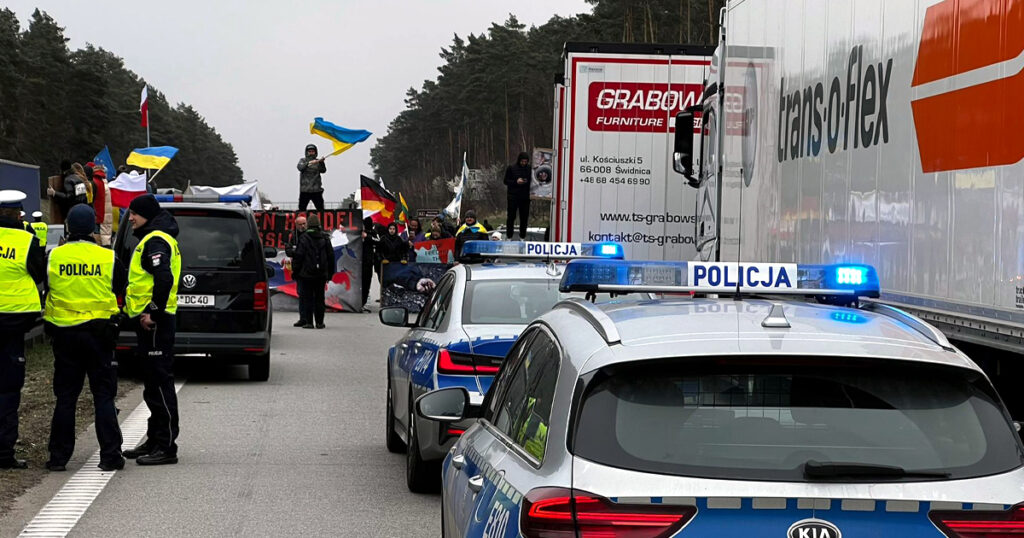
[153, 194, 252, 204]
[559, 260, 880, 302]
[460, 241, 624, 262]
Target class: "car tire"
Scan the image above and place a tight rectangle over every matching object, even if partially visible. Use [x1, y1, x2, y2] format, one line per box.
[406, 399, 441, 493]
[248, 352, 270, 382]
[385, 376, 405, 453]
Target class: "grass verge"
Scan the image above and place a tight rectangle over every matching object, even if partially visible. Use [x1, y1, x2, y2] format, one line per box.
[0, 338, 138, 516]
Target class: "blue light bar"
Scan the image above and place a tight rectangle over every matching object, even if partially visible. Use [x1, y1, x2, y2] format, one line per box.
[559, 260, 880, 302]
[460, 241, 624, 261]
[153, 194, 252, 204]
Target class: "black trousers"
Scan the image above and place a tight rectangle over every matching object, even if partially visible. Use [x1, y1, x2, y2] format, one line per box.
[361, 263, 373, 307]
[298, 191, 325, 212]
[506, 197, 530, 240]
[48, 325, 123, 466]
[298, 278, 326, 324]
[134, 312, 179, 455]
[0, 330, 26, 463]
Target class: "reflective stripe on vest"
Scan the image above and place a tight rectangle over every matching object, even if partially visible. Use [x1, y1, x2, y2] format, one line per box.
[30, 222, 47, 247]
[0, 227, 41, 313]
[44, 242, 118, 326]
[125, 230, 180, 317]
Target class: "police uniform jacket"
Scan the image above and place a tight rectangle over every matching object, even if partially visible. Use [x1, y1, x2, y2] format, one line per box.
[0, 216, 45, 331]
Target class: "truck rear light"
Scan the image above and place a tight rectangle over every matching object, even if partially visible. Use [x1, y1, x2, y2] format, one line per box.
[522, 487, 695, 538]
[254, 281, 267, 311]
[437, 349, 476, 375]
[930, 505, 1024, 537]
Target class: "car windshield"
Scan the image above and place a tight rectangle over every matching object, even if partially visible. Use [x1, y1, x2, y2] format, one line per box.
[120, 210, 258, 270]
[463, 279, 576, 325]
[573, 357, 1024, 481]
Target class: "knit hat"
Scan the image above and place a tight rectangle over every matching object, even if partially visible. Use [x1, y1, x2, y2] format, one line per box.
[465, 210, 477, 220]
[66, 204, 96, 236]
[128, 194, 161, 220]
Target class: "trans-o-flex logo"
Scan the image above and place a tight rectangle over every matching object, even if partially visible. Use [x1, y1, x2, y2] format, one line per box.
[777, 46, 894, 163]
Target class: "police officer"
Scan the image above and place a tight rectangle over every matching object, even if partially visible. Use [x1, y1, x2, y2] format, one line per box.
[30, 211, 47, 248]
[0, 190, 45, 469]
[43, 205, 124, 472]
[119, 194, 181, 465]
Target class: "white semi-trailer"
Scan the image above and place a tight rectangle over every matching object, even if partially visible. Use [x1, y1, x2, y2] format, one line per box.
[674, 0, 1024, 354]
[551, 43, 713, 260]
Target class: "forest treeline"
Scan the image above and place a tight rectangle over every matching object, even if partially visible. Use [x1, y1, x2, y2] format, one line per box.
[370, 0, 723, 218]
[0, 9, 242, 192]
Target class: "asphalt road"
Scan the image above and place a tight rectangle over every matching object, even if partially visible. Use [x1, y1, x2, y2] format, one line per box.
[3, 301, 441, 537]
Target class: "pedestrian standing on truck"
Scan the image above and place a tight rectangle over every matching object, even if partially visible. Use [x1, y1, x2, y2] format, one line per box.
[120, 194, 181, 466]
[0, 190, 45, 470]
[503, 152, 532, 240]
[43, 205, 124, 472]
[297, 144, 326, 212]
[286, 215, 309, 327]
[292, 214, 335, 329]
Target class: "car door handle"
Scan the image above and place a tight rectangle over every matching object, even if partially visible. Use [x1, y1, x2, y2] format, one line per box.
[452, 454, 464, 470]
[468, 475, 483, 493]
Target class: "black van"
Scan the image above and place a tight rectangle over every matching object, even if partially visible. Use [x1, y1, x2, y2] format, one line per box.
[113, 198, 276, 381]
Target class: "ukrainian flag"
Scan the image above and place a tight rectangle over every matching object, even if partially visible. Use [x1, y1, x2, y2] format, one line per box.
[126, 146, 179, 170]
[310, 118, 372, 156]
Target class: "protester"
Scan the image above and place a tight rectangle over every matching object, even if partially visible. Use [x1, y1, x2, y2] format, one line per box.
[47, 160, 88, 221]
[0, 190, 45, 470]
[503, 152, 532, 240]
[297, 144, 326, 212]
[361, 217, 378, 312]
[424, 216, 451, 240]
[91, 166, 112, 246]
[43, 205, 124, 472]
[74, 163, 94, 206]
[380, 222, 410, 264]
[120, 194, 181, 465]
[407, 218, 425, 243]
[372, 221, 386, 297]
[285, 215, 309, 326]
[292, 214, 335, 329]
[490, 231, 502, 241]
[455, 210, 488, 261]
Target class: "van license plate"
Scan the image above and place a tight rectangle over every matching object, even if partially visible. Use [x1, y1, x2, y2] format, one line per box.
[179, 295, 214, 308]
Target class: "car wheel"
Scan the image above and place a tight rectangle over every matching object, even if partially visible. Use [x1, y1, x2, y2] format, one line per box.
[406, 399, 441, 493]
[248, 352, 270, 382]
[385, 377, 405, 453]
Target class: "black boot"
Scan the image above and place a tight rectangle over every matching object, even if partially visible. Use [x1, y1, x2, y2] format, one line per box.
[0, 458, 28, 469]
[98, 458, 126, 471]
[137, 449, 178, 466]
[123, 443, 152, 459]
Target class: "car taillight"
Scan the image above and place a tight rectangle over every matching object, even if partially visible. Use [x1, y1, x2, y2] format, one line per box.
[437, 349, 476, 375]
[522, 487, 695, 538]
[930, 505, 1024, 537]
[254, 281, 267, 311]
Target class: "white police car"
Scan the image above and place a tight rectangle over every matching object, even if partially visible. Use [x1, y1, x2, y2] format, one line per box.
[378, 241, 624, 492]
[416, 259, 1024, 537]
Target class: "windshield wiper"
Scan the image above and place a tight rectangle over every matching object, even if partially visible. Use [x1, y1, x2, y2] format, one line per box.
[803, 460, 950, 480]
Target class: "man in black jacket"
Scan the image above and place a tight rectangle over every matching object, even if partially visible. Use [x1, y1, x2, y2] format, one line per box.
[292, 214, 336, 329]
[503, 152, 532, 240]
[285, 215, 309, 326]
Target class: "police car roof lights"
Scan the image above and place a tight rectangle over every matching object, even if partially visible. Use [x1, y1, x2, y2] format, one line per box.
[153, 194, 252, 204]
[459, 241, 624, 262]
[559, 260, 880, 302]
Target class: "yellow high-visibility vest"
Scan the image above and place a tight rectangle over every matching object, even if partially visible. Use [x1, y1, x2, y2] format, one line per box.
[125, 230, 180, 317]
[44, 241, 118, 327]
[0, 227, 41, 313]
[30, 221, 47, 247]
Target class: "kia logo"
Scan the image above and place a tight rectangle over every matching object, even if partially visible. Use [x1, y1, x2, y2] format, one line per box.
[182, 274, 197, 289]
[788, 519, 841, 538]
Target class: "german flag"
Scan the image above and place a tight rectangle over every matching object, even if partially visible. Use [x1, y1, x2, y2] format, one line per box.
[360, 175, 397, 227]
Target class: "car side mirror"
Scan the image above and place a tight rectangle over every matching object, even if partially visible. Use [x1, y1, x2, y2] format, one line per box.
[379, 306, 413, 328]
[415, 387, 469, 423]
[263, 246, 278, 259]
[673, 110, 695, 182]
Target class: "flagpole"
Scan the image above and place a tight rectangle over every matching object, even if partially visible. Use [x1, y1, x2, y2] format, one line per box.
[145, 84, 151, 182]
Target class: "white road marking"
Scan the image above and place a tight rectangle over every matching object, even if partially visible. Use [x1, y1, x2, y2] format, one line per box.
[18, 381, 185, 538]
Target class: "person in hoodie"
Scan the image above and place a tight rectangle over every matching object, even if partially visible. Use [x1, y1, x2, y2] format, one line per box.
[361, 217, 379, 311]
[292, 214, 336, 329]
[297, 144, 327, 212]
[503, 152, 532, 240]
[47, 160, 88, 222]
[118, 194, 181, 466]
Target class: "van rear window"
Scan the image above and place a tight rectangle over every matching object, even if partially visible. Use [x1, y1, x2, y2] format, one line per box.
[120, 210, 259, 270]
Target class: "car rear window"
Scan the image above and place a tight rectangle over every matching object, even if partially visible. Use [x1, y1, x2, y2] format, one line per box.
[573, 357, 1024, 482]
[120, 210, 260, 271]
[463, 280, 577, 325]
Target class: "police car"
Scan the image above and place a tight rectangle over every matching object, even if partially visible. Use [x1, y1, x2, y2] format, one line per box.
[378, 241, 624, 493]
[415, 259, 1024, 537]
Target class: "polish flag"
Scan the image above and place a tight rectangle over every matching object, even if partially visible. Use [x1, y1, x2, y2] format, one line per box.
[108, 171, 147, 208]
[140, 85, 148, 127]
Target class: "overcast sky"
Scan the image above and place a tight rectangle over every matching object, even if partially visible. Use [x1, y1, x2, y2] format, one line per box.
[6, 0, 591, 204]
